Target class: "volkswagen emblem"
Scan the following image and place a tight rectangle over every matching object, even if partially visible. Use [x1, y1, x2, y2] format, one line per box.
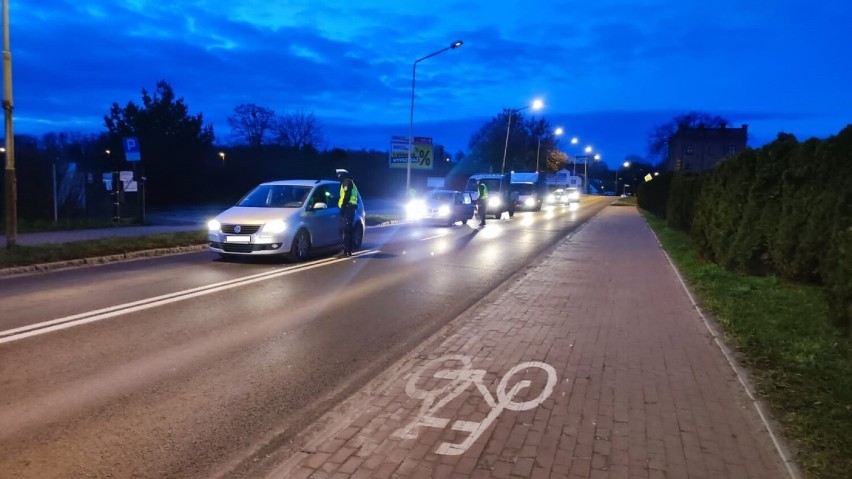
[234, 225, 241, 233]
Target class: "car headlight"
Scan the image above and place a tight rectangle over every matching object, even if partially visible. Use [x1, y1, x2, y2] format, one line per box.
[488, 197, 501, 207]
[260, 219, 287, 235]
[207, 219, 221, 232]
[406, 200, 427, 220]
[524, 198, 535, 207]
[546, 195, 555, 203]
[437, 205, 451, 217]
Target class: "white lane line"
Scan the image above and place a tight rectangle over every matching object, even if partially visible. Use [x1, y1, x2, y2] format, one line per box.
[420, 233, 449, 241]
[0, 249, 379, 344]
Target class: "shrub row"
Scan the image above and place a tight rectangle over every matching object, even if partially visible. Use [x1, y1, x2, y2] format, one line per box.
[637, 126, 852, 332]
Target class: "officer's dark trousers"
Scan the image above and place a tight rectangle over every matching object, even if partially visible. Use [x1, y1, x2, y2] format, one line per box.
[477, 199, 487, 225]
[340, 205, 356, 253]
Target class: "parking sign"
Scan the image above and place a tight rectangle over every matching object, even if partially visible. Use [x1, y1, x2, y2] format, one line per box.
[123, 137, 141, 162]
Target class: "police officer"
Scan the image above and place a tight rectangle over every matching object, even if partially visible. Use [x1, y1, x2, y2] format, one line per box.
[476, 179, 488, 226]
[337, 169, 359, 257]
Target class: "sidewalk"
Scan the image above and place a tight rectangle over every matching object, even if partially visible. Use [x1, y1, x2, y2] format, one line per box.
[266, 206, 795, 479]
[0, 208, 212, 246]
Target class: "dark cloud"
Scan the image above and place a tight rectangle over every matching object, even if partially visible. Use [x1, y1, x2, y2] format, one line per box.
[6, 0, 851, 167]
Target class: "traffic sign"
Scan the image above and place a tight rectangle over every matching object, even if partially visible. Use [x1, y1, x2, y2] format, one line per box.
[123, 137, 141, 162]
[389, 136, 433, 170]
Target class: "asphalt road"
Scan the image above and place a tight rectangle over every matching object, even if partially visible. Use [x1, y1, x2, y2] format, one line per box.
[0, 197, 612, 478]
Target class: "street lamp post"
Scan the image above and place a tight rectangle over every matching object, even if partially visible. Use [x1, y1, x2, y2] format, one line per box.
[615, 161, 630, 195]
[502, 99, 543, 174]
[407, 40, 462, 197]
[3, 0, 16, 248]
[587, 153, 601, 194]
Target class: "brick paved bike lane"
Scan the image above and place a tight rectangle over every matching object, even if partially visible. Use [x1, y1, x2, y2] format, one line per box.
[267, 206, 795, 479]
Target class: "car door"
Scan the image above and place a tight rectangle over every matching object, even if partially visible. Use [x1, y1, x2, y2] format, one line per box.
[458, 192, 474, 220]
[305, 184, 340, 247]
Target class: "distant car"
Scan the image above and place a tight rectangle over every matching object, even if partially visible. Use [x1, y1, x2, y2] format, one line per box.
[546, 187, 581, 205]
[546, 188, 567, 205]
[406, 189, 475, 226]
[564, 187, 581, 203]
[207, 179, 365, 261]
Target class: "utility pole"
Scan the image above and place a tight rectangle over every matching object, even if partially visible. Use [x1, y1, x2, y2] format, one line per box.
[2, 0, 16, 248]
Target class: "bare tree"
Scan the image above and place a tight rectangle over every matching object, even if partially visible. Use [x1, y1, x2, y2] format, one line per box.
[227, 104, 276, 147]
[272, 111, 324, 150]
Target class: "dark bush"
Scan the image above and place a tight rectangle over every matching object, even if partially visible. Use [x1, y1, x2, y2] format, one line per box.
[652, 125, 852, 333]
[636, 172, 671, 219]
[665, 173, 703, 232]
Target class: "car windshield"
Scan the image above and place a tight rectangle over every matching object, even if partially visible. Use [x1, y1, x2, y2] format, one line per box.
[236, 184, 312, 208]
[513, 184, 534, 194]
[427, 191, 454, 203]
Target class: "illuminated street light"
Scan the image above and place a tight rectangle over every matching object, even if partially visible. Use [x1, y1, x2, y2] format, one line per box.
[584, 151, 601, 194]
[407, 40, 463, 196]
[501, 99, 543, 174]
[219, 151, 226, 165]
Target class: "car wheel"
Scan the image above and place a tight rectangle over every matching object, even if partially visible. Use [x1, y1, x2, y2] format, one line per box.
[508, 208, 515, 218]
[289, 229, 311, 262]
[462, 217, 468, 225]
[352, 224, 364, 250]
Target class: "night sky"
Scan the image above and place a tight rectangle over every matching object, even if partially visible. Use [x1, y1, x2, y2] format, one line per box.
[7, 0, 851, 168]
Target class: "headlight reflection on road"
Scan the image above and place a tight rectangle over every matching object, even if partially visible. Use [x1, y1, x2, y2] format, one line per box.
[480, 243, 500, 263]
[519, 214, 535, 227]
[430, 238, 450, 256]
[568, 203, 580, 212]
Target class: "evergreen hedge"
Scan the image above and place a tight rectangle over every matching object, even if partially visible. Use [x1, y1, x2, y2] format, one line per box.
[638, 126, 852, 332]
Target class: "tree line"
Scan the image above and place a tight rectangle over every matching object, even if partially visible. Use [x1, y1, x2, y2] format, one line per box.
[2, 79, 712, 222]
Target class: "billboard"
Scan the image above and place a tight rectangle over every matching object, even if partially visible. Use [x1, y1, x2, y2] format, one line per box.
[389, 135, 433, 170]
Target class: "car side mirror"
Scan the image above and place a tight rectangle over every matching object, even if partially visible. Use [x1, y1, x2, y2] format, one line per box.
[312, 202, 328, 210]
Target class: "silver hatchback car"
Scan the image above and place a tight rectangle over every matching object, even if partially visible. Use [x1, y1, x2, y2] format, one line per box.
[207, 179, 366, 261]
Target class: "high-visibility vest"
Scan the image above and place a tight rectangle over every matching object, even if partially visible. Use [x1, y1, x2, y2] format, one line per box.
[478, 182, 488, 200]
[338, 179, 359, 208]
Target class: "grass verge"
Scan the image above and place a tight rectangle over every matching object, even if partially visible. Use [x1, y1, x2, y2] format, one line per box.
[0, 231, 209, 269]
[642, 211, 852, 479]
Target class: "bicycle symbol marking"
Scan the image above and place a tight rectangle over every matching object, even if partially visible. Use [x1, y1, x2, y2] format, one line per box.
[393, 355, 557, 455]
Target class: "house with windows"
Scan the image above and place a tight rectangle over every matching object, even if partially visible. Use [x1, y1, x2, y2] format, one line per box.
[666, 123, 748, 173]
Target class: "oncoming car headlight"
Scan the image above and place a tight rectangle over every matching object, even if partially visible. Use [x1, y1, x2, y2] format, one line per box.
[207, 219, 221, 232]
[488, 197, 501, 208]
[524, 198, 535, 207]
[437, 205, 451, 217]
[406, 200, 427, 220]
[260, 219, 287, 235]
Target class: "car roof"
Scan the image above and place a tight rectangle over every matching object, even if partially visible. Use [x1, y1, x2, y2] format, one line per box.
[258, 179, 337, 187]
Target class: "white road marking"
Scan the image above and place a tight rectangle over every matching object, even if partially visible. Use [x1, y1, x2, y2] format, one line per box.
[420, 233, 448, 241]
[393, 355, 557, 455]
[0, 250, 380, 344]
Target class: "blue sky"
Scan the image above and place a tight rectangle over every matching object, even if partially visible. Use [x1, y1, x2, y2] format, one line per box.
[8, 0, 852, 168]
